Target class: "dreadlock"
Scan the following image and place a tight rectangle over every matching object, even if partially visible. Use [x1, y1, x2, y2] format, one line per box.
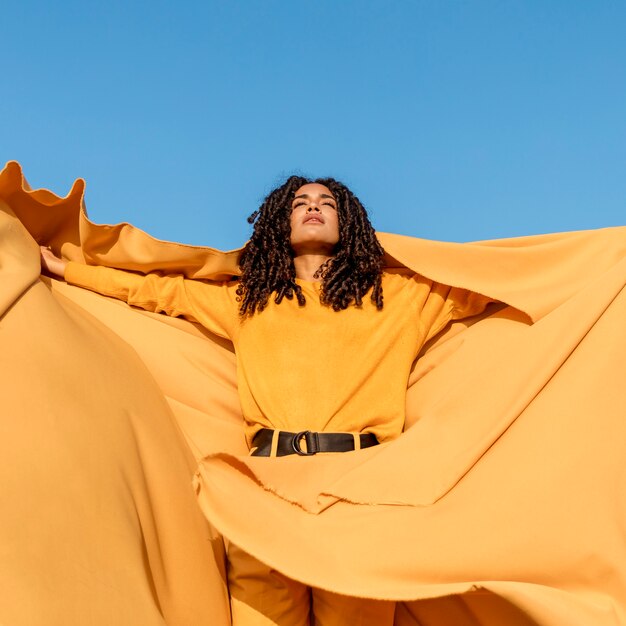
[236, 176, 384, 316]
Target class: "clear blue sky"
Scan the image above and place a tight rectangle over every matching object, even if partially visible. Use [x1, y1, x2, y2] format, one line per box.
[2, 1, 625, 249]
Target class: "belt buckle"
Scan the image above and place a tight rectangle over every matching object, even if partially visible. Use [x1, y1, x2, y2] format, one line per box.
[291, 430, 316, 456]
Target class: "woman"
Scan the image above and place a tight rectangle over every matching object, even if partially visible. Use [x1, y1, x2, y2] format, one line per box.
[41, 175, 491, 625]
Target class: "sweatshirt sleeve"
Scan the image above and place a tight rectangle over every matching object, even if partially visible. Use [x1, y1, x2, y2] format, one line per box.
[418, 278, 495, 343]
[65, 262, 238, 339]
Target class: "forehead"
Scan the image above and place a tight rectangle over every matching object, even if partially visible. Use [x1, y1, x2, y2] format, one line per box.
[293, 183, 335, 200]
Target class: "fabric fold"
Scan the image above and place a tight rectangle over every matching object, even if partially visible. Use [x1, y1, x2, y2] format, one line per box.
[2, 160, 626, 626]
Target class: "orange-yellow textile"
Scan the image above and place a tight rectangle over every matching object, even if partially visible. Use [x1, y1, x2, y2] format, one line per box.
[65, 262, 491, 445]
[2, 160, 626, 626]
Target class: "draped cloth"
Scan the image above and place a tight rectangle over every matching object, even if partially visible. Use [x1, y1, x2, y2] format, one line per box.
[1, 160, 625, 625]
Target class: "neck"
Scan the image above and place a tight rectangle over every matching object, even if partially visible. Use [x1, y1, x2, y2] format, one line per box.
[293, 254, 333, 281]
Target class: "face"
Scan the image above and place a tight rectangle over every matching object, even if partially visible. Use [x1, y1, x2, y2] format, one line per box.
[289, 183, 340, 255]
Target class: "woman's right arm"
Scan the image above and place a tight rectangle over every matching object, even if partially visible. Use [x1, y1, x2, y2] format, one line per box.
[40, 246, 68, 279]
[40, 247, 238, 339]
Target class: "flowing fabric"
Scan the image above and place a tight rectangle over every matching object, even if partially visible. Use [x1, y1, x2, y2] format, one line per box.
[1, 160, 625, 625]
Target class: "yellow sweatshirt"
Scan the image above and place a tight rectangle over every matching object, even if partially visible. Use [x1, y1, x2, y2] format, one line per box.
[65, 262, 491, 445]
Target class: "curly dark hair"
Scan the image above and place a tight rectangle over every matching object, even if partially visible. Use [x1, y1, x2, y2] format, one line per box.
[236, 176, 385, 316]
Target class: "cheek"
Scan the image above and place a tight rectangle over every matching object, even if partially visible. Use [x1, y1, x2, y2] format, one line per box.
[330, 214, 340, 240]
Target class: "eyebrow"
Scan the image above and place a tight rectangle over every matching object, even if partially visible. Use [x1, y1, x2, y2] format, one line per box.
[293, 193, 336, 202]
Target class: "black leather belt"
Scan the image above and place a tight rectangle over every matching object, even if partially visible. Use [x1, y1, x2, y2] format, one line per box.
[251, 428, 379, 457]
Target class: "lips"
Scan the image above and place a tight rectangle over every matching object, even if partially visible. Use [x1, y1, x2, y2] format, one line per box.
[303, 215, 325, 224]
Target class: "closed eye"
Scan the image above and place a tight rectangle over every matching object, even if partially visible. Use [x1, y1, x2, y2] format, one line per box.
[291, 201, 336, 210]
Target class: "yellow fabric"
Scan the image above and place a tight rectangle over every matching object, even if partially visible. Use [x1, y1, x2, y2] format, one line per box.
[227, 543, 395, 625]
[2, 160, 626, 625]
[65, 262, 491, 445]
[0, 218, 231, 621]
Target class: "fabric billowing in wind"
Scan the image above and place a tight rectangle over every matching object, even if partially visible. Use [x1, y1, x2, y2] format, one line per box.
[1, 160, 625, 626]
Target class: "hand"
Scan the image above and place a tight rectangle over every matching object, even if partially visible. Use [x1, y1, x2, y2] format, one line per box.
[40, 246, 67, 278]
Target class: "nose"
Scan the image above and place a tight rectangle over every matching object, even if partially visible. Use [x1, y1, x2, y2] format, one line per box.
[306, 205, 321, 213]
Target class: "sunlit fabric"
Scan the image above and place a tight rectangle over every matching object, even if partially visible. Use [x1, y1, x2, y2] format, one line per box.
[1, 160, 625, 625]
